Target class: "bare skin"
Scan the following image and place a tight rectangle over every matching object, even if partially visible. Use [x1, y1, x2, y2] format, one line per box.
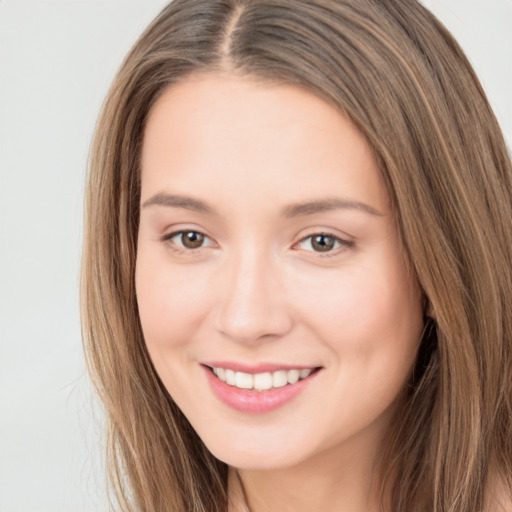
[136, 72, 425, 512]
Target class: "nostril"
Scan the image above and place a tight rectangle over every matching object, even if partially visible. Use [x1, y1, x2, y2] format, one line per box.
[212, 256, 293, 343]
[213, 300, 293, 344]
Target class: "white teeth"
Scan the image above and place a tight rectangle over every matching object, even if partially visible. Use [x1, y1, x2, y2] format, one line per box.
[225, 369, 236, 386]
[272, 370, 288, 388]
[299, 368, 312, 379]
[287, 369, 300, 384]
[235, 372, 253, 389]
[211, 366, 315, 391]
[253, 372, 273, 391]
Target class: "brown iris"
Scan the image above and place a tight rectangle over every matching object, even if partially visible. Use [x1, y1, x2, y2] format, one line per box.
[181, 231, 205, 249]
[311, 234, 336, 252]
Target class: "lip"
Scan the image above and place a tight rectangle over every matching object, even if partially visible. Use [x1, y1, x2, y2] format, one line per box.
[201, 363, 321, 414]
[202, 360, 318, 374]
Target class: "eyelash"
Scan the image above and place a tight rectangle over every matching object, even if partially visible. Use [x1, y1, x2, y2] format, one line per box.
[161, 230, 215, 254]
[161, 230, 354, 257]
[294, 232, 354, 257]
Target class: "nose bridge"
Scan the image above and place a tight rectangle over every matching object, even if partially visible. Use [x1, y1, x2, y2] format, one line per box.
[214, 242, 292, 343]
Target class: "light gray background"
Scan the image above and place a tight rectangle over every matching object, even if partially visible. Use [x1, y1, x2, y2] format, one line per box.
[0, 1, 510, 511]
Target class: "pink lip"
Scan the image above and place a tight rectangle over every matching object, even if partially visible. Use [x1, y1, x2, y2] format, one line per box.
[202, 360, 317, 374]
[201, 365, 320, 414]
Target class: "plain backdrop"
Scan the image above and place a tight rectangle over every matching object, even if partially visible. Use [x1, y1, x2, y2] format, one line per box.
[0, 1, 510, 511]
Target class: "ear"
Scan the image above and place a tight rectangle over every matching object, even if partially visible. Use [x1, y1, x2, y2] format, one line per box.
[425, 301, 436, 321]
[422, 293, 436, 321]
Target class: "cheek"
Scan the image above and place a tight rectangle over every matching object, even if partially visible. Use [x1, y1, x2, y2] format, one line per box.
[135, 249, 213, 354]
[292, 256, 423, 373]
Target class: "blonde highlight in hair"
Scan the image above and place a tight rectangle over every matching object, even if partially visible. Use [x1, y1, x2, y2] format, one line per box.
[81, 1, 512, 511]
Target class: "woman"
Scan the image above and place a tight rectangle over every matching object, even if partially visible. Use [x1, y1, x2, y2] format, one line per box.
[81, 1, 512, 511]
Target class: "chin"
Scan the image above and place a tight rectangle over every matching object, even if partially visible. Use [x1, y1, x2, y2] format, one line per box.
[212, 447, 303, 471]
[199, 427, 317, 470]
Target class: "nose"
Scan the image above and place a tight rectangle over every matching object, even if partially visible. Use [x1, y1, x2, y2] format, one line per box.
[213, 248, 293, 344]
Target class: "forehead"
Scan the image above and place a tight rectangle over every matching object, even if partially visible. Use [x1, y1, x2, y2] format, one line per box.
[140, 72, 388, 215]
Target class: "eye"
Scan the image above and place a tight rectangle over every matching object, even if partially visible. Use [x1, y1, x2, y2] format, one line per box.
[297, 233, 352, 254]
[163, 230, 214, 250]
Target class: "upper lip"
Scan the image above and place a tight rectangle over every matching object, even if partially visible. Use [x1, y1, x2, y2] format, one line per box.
[201, 361, 321, 374]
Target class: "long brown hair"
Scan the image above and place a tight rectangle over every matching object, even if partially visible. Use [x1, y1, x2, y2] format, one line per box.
[81, 1, 512, 510]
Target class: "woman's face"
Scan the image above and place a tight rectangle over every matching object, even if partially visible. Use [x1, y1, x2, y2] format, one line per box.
[136, 73, 424, 470]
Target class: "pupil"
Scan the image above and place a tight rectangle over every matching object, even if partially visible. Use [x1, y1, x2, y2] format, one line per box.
[312, 235, 334, 252]
[182, 232, 204, 249]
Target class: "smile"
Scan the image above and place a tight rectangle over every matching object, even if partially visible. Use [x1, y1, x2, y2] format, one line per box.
[203, 364, 321, 413]
[210, 366, 314, 391]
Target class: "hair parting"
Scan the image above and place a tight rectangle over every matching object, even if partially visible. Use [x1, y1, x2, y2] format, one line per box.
[81, 1, 512, 510]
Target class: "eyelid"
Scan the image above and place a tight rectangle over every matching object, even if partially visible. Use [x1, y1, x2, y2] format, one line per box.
[161, 228, 216, 251]
[293, 231, 354, 256]
[159, 226, 353, 257]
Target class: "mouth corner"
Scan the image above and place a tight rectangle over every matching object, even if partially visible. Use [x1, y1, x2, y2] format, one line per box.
[202, 362, 322, 391]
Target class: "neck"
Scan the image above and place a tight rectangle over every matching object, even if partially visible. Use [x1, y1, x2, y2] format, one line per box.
[228, 426, 389, 512]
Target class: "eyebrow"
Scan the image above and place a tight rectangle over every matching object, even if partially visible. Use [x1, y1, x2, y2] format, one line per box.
[283, 198, 384, 217]
[142, 192, 213, 213]
[142, 193, 383, 217]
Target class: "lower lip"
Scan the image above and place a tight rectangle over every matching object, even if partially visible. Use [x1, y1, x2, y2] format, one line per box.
[203, 366, 319, 413]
